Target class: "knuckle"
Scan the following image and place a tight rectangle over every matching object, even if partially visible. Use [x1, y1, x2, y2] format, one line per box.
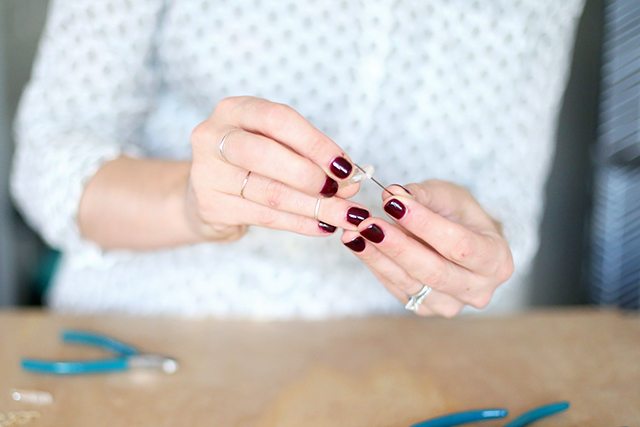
[418, 261, 448, 290]
[486, 241, 514, 282]
[469, 290, 493, 310]
[450, 234, 475, 263]
[496, 248, 515, 282]
[190, 121, 212, 147]
[214, 96, 243, 115]
[263, 102, 294, 130]
[264, 180, 287, 209]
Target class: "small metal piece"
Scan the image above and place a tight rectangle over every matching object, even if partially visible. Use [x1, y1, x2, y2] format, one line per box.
[405, 285, 433, 313]
[239, 171, 252, 198]
[348, 164, 375, 184]
[128, 355, 179, 374]
[314, 198, 322, 220]
[10, 389, 53, 405]
[354, 163, 392, 196]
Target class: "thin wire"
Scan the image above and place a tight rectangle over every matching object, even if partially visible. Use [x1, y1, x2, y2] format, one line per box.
[354, 163, 392, 196]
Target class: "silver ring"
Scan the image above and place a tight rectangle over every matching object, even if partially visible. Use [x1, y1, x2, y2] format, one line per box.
[240, 171, 252, 199]
[314, 198, 322, 220]
[405, 285, 432, 313]
[218, 129, 237, 163]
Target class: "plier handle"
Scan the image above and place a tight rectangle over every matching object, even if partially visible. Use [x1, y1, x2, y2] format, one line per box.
[411, 402, 570, 427]
[21, 330, 178, 375]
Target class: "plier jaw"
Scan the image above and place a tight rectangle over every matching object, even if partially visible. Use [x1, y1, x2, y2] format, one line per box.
[21, 330, 179, 375]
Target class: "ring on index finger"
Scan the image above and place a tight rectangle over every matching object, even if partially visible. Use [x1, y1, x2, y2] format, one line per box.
[218, 129, 240, 163]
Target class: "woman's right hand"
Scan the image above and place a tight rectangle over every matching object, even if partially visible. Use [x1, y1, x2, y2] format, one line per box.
[186, 96, 369, 242]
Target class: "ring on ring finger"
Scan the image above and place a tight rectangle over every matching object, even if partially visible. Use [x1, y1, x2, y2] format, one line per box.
[405, 285, 432, 313]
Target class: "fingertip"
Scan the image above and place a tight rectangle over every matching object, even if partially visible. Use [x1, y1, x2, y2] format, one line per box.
[342, 235, 366, 252]
[341, 229, 360, 243]
[317, 221, 337, 234]
[329, 156, 355, 180]
[356, 218, 386, 244]
[382, 196, 409, 221]
[336, 181, 361, 199]
[355, 216, 379, 233]
[382, 184, 414, 201]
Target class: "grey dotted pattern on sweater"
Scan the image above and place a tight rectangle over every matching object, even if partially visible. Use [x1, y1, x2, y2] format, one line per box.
[12, 0, 584, 318]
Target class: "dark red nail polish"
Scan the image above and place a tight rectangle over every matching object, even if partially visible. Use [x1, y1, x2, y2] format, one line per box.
[346, 207, 370, 225]
[392, 184, 412, 195]
[320, 176, 338, 197]
[344, 236, 366, 252]
[318, 221, 337, 233]
[361, 224, 385, 243]
[330, 156, 353, 179]
[384, 198, 406, 220]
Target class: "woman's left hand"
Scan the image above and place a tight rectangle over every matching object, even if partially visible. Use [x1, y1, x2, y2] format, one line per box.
[341, 180, 514, 317]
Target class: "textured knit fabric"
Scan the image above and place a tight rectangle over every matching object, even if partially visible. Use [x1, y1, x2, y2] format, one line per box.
[12, 0, 585, 318]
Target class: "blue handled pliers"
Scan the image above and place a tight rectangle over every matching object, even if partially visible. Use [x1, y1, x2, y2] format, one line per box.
[21, 330, 179, 375]
[411, 401, 570, 427]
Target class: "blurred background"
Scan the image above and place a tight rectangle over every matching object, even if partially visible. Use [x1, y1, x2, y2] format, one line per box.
[0, 0, 638, 310]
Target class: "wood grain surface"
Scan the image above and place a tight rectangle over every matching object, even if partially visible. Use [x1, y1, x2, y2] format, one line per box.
[0, 309, 638, 426]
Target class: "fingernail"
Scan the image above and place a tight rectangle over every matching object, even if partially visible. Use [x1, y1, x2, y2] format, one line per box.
[392, 184, 412, 195]
[384, 198, 406, 220]
[330, 156, 353, 179]
[360, 223, 385, 243]
[346, 207, 370, 225]
[344, 236, 366, 252]
[320, 176, 338, 197]
[318, 221, 337, 233]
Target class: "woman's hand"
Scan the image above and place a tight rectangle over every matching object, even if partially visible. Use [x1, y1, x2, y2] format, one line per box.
[187, 96, 369, 242]
[341, 180, 514, 317]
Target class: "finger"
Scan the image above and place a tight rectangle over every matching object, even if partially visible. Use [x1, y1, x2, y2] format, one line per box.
[216, 128, 343, 198]
[192, 121, 358, 199]
[240, 171, 371, 231]
[215, 96, 357, 181]
[341, 230, 416, 305]
[341, 230, 465, 317]
[206, 191, 334, 237]
[381, 192, 505, 274]
[405, 180, 495, 230]
[356, 218, 491, 309]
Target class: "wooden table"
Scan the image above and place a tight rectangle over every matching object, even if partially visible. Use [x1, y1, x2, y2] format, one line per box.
[0, 309, 638, 426]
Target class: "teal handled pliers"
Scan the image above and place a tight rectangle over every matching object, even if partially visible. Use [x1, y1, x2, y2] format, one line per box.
[411, 401, 570, 427]
[21, 330, 179, 375]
